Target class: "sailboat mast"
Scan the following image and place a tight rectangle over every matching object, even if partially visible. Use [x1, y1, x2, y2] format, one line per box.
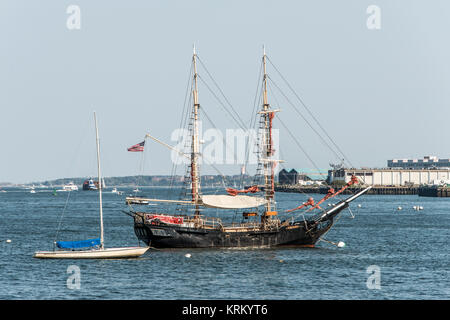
[191, 46, 201, 214]
[94, 112, 104, 249]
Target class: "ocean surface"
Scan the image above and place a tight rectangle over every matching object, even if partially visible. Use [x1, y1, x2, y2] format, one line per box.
[0, 186, 449, 300]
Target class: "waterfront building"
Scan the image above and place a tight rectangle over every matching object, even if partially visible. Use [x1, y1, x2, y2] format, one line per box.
[388, 155, 450, 169]
[328, 167, 450, 186]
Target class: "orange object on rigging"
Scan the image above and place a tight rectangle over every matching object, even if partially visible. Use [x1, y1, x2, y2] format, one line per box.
[285, 197, 319, 213]
[226, 185, 260, 196]
[307, 175, 359, 212]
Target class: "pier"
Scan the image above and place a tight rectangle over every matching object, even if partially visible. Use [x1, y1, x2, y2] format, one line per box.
[417, 186, 450, 197]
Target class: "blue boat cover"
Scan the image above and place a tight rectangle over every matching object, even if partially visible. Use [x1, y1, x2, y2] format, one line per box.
[56, 238, 101, 249]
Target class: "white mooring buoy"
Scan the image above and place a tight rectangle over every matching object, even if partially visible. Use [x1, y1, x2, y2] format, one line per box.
[6, 239, 11, 243]
[185, 253, 191, 258]
[337, 241, 346, 248]
[397, 206, 402, 210]
[357, 204, 362, 208]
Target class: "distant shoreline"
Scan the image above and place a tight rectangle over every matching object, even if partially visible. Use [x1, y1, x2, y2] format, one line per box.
[1, 174, 258, 188]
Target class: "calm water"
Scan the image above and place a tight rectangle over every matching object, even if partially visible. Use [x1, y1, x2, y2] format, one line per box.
[0, 187, 449, 300]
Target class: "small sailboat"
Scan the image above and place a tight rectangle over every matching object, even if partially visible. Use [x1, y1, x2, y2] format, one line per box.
[34, 112, 149, 259]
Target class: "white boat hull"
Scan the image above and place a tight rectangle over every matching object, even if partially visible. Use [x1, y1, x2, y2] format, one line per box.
[33, 247, 149, 259]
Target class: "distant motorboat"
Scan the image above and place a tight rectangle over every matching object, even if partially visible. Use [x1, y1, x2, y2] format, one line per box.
[62, 182, 78, 191]
[82, 178, 106, 191]
[83, 179, 98, 191]
[30, 188, 36, 194]
[111, 187, 123, 195]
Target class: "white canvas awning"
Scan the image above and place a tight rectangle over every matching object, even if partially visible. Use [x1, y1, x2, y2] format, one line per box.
[201, 195, 267, 209]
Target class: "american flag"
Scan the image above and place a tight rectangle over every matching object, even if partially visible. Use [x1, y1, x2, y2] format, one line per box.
[127, 141, 145, 152]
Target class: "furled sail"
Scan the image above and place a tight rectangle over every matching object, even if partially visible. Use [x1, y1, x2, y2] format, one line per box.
[56, 238, 101, 249]
[201, 195, 267, 209]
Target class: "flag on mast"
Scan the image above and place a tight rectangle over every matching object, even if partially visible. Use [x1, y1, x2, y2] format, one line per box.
[127, 141, 145, 152]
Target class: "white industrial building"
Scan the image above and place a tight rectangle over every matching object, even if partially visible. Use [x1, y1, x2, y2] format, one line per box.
[328, 168, 450, 186]
[388, 155, 450, 169]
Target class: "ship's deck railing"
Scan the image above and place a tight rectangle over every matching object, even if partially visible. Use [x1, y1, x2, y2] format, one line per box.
[183, 215, 223, 229]
[132, 211, 282, 231]
[133, 212, 224, 229]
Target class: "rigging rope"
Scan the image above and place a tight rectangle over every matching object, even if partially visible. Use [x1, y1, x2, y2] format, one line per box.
[197, 55, 248, 130]
[265, 58, 366, 189]
[53, 190, 72, 250]
[267, 76, 344, 165]
[266, 56, 355, 169]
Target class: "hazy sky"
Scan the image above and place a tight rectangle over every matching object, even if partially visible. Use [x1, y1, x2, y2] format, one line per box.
[1, 1, 449, 183]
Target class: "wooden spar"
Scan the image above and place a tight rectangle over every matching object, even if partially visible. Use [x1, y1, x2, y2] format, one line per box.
[192, 45, 201, 214]
[145, 133, 190, 160]
[126, 197, 195, 205]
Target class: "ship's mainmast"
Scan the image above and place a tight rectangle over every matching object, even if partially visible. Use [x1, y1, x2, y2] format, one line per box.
[260, 47, 277, 223]
[191, 46, 201, 215]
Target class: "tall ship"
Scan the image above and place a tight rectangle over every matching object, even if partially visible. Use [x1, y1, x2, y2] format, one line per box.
[126, 48, 371, 248]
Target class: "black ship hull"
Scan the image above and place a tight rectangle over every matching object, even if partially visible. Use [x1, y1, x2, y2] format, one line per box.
[134, 220, 332, 248]
[132, 205, 346, 249]
[130, 187, 371, 249]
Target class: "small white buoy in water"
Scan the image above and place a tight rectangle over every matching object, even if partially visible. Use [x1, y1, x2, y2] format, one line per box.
[419, 206, 424, 210]
[185, 253, 191, 258]
[337, 241, 346, 248]
[397, 206, 402, 210]
[6, 239, 12, 243]
[413, 206, 417, 210]
[328, 203, 332, 207]
[357, 204, 362, 208]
